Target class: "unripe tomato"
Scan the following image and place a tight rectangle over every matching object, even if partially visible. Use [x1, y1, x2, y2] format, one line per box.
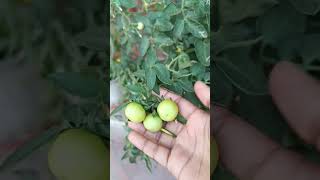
[157, 99, 178, 121]
[143, 114, 163, 132]
[125, 102, 146, 123]
[137, 22, 144, 30]
[48, 129, 109, 180]
[211, 137, 219, 174]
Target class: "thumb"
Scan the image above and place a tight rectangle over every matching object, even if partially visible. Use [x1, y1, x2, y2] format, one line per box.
[194, 81, 210, 109]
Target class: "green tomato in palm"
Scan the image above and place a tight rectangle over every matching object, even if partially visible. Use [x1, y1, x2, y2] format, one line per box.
[143, 114, 163, 132]
[125, 102, 146, 123]
[157, 99, 179, 122]
[48, 129, 109, 180]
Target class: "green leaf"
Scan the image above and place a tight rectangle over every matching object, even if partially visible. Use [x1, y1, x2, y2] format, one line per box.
[299, 34, 320, 66]
[127, 84, 144, 95]
[154, 34, 174, 47]
[155, 18, 174, 32]
[176, 114, 187, 124]
[145, 48, 157, 67]
[178, 79, 194, 92]
[195, 40, 210, 66]
[146, 68, 157, 89]
[289, 0, 320, 15]
[140, 36, 150, 57]
[178, 53, 192, 69]
[173, 18, 185, 39]
[153, 83, 160, 95]
[212, 65, 234, 106]
[186, 18, 208, 38]
[74, 26, 107, 51]
[219, 0, 278, 24]
[111, 102, 130, 116]
[120, 0, 136, 8]
[164, 3, 178, 16]
[257, 3, 306, 45]
[216, 47, 268, 95]
[49, 72, 105, 98]
[0, 127, 61, 172]
[213, 23, 262, 55]
[154, 63, 171, 84]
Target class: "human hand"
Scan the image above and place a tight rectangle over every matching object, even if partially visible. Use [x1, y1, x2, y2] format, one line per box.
[128, 81, 210, 180]
[212, 61, 320, 180]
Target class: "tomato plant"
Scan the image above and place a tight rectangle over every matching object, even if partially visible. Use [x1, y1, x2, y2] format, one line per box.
[213, 0, 320, 179]
[110, 0, 210, 173]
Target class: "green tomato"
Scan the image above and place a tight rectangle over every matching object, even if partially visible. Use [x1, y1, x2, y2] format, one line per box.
[48, 129, 109, 180]
[125, 102, 146, 123]
[211, 137, 219, 175]
[137, 22, 144, 30]
[157, 99, 179, 121]
[143, 114, 163, 132]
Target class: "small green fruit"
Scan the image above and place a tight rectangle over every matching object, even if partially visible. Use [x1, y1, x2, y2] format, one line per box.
[143, 114, 163, 132]
[125, 102, 146, 123]
[48, 129, 109, 180]
[137, 22, 144, 30]
[157, 99, 179, 122]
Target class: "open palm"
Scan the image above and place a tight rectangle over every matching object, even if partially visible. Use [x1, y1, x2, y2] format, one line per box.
[128, 81, 210, 180]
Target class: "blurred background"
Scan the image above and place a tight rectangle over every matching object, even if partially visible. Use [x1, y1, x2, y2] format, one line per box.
[0, 0, 107, 179]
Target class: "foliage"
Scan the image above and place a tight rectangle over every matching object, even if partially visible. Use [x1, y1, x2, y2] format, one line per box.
[110, 0, 210, 172]
[213, 0, 320, 179]
[0, 0, 108, 175]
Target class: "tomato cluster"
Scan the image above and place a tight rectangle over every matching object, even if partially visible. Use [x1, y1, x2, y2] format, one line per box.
[125, 99, 179, 133]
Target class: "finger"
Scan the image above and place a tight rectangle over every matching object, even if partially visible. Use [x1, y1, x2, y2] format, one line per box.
[269, 61, 320, 150]
[128, 121, 178, 148]
[128, 131, 170, 167]
[160, 88, 198, 119]
[212, 106, 320, 180]
[194, 81, 210, 108]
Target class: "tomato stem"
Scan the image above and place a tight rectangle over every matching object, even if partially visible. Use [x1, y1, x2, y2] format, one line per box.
[161, 128, 176, 138]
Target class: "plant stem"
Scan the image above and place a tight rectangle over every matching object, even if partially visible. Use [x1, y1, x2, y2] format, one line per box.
[161, 128, 176, 138]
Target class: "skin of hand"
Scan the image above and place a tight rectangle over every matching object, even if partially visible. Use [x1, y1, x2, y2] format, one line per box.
[128, 81, 210, 180]
[212, 61, 320, 180]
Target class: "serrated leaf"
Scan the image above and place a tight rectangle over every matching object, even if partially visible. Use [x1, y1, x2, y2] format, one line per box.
[146, 68, 157, 89]
[155, 18, 174, 32]
[173, 18, 185, 39]
[154, 63, 171, 84]
[140, 36, 150, 57]
[49, 72, 105, 98]
[178, 53, 192, 69]
[0, 127, 61, 172]
[111, 102, 130, 116]
[195, 40, 210, 66]
[154, 34, 174, 47]
[145, 48, 157, 67]
[164, 3, 178, 16]
[186, 18, 208, 38]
